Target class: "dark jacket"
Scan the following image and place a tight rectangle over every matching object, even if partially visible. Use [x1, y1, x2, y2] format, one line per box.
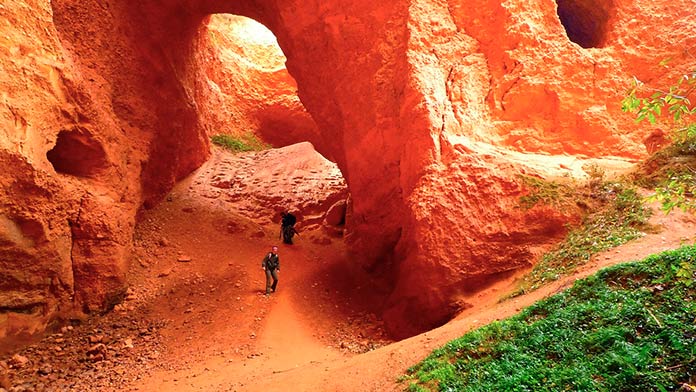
[262, 252, 280, 270]
[281, 213, 296, 227]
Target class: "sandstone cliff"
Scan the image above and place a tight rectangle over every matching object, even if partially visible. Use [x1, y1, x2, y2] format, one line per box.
[1, 0, 694, 342]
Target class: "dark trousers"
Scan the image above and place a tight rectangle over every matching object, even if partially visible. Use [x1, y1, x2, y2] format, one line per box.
[265, 268, 278, 294]
[282, 225, 294, 244]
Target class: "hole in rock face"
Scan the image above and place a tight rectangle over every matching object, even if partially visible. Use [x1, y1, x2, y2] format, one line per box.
[200, 14, 319, 151]
[46, 128, 107, 178]
[556, 0, 614, 48]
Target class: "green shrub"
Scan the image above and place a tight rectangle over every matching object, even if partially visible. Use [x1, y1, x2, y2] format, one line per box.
[210, 133, 268, 153]
[517, 175, 577, 210]
[622, 66, 696, 213]
[515, 178, 651, 295]
[403, 246, 696, 392]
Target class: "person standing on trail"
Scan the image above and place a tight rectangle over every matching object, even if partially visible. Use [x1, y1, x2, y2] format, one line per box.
[262, 246, 280, 295]
[280, 211, 298, 245]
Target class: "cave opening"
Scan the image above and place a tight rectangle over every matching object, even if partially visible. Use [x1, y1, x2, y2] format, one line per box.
[556, 0, 614, 48]
[196, 13, 349, 232]
[124, 12, 395, 359]
[199, 14, 323, 159]
[46, 127, 108, 178]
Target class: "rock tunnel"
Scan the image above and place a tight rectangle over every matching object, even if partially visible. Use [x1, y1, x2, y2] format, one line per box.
[1, 0, 695, 344]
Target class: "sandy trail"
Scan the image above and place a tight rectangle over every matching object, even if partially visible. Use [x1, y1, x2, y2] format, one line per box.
[126, 148, 390, 392]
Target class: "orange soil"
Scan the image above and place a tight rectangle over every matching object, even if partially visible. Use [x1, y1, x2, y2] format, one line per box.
[114, 148, 696, 392]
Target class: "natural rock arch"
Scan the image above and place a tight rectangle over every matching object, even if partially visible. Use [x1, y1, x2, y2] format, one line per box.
[2, 0, 694, 344]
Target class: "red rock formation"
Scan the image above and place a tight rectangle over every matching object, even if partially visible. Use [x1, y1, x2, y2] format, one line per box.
[196, 15, 323, 152]
[1, 0, 695, 343]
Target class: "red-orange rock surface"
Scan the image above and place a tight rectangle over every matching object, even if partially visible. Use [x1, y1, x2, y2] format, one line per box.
[1, 0, 695, 343]
[197, 15, 323, 152]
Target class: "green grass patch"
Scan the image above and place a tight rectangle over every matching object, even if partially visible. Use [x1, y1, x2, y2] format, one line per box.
[211, 133, 269, 153]
[403, 245, 696, 392]
[631, 144, 696, 215]
[518, 175, 578, 210]
[515, 179, 652, 296]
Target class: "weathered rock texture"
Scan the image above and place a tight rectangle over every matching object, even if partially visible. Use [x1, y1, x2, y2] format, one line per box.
[201, 142, 347, 226]
[197, 15, 323, 151]
[1, 0, 694, 343]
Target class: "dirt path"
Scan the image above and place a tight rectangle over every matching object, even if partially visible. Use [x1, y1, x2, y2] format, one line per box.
[123, 148, 392, 392]
[236, 205, 696, 392]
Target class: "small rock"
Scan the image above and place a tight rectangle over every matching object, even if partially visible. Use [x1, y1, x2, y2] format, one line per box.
[158, 268, 172, 278]
[89, 335, 104, 344]
[37, 364, 53, 376]
[9, 354, 30, 369]
[324, 199, 347, 226]
[0, 361, 10, 389]
[177, 255, 192, 263]
[122, 338, 134, 349]
[86, 343, 108, 362]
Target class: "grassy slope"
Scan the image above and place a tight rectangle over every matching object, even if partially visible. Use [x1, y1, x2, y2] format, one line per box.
[404, 245, 696, 392]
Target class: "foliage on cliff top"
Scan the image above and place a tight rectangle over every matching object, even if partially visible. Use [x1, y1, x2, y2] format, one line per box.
[402, 245, 696, 392]
[622, 66, 696, 214]
[211, 133, 269, 153]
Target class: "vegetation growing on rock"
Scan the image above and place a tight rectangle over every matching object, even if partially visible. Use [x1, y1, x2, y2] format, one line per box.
[404, 245, 696, 392]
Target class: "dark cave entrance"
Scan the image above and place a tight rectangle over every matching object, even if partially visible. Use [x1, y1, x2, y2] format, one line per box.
[46, 127, 108, 178]
[556, 0, 615, 48]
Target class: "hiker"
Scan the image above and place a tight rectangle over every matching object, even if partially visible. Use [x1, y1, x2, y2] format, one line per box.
[280, 211, 298, 244]
[261, 245, 280, 295]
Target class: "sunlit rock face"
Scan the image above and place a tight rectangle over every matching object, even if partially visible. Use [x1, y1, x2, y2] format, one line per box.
[197, 15, 322, 152]
[1, 0, 694, 342]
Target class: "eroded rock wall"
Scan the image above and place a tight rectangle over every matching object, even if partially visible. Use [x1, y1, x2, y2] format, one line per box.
[0, 0, 213, 343]
[1, 0, 694, 343]
[0, 0, 137, 343]
[196, 15, 322, 152]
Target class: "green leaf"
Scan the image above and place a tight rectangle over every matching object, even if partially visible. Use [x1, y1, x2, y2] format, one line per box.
[653, 105, 662, 116]
[658, 57, 673, 67]
[647, 112, 656, 124]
